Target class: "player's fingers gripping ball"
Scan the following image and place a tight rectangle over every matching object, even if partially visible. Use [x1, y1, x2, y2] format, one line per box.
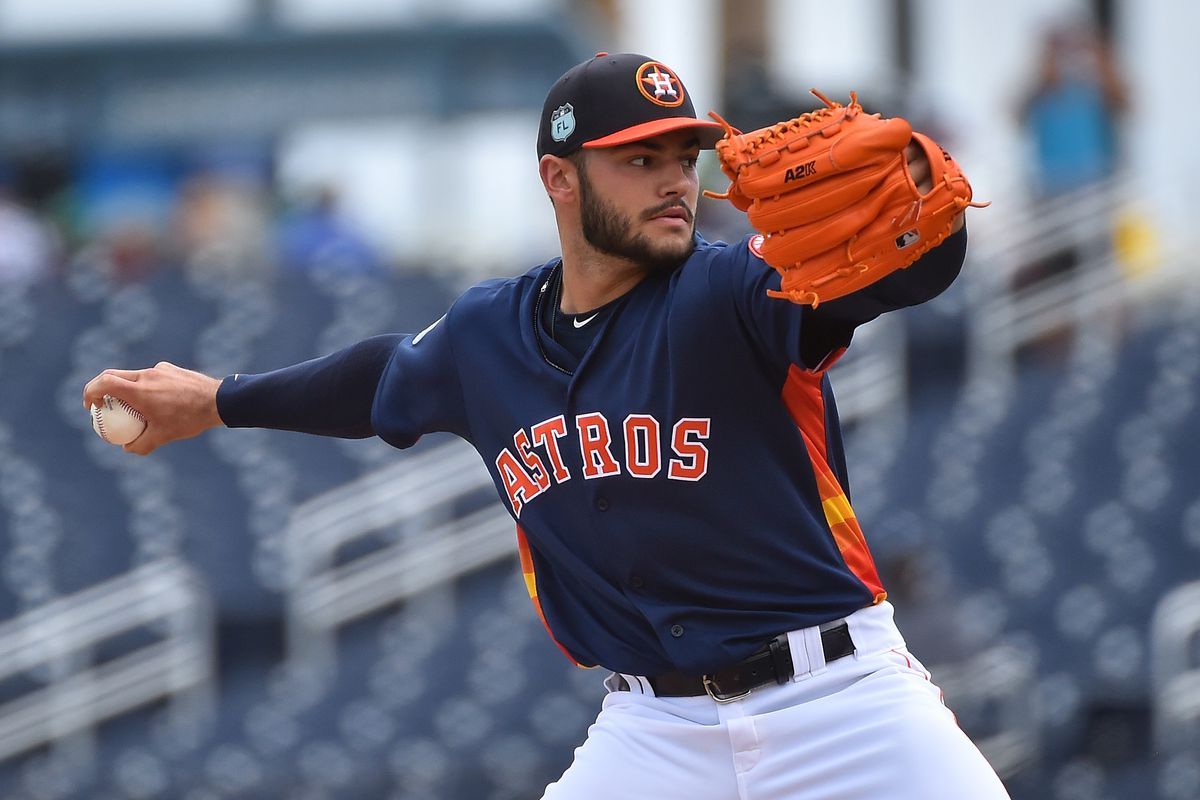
[706, 91, 987, 307]
[91, 395, 147, 445]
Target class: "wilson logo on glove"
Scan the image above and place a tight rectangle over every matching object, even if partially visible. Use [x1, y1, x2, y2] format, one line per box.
[706, 90, 988, 307]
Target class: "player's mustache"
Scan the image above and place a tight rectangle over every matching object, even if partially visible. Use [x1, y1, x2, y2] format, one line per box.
[644, 199, 693, 222]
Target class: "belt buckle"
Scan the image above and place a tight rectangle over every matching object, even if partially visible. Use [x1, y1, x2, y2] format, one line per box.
[702, 674, 751, 704]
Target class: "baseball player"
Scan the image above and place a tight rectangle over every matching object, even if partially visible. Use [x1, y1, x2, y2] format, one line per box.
[84, 53, 1009, 799]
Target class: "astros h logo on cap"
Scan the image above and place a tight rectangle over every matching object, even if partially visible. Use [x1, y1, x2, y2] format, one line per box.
[636, 61, 685, 108]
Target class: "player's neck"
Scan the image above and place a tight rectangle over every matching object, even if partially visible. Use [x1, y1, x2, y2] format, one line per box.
[557, 248, 646, 314]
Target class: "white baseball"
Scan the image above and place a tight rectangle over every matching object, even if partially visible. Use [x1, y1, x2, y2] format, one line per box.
[91, 395, 147, 445]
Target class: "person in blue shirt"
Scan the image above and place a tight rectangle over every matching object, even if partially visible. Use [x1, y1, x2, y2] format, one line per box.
[85, 53, 1007, 800]
[1020, 21, 1128, 198]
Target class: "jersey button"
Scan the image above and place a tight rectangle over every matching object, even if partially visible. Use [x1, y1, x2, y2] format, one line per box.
[670, 624, 684, 638]
[630, 575, 644, 589]
[595, 497, 610, 512]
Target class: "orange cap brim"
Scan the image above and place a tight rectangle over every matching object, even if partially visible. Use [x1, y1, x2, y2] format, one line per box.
[583, 117, 726, 150]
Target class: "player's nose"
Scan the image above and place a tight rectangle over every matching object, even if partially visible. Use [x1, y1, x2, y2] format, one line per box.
[658, 164, 692, 197]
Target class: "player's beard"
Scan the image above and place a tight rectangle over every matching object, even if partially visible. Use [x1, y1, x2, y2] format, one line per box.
[577, 164, 695, 274]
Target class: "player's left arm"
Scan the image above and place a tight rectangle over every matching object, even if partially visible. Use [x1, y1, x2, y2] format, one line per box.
[708, 95, 982, 309]
[710, 133, 972, 373]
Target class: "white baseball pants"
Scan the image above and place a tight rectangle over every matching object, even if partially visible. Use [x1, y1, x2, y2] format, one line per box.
[541, 602, 1011, 800]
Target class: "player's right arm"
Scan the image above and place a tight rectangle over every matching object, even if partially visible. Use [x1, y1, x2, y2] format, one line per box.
[81, 334, 400, 456]
[81, 305, 468, 456]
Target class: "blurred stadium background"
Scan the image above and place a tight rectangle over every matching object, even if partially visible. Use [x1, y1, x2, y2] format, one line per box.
[0, 0, 1198, 798]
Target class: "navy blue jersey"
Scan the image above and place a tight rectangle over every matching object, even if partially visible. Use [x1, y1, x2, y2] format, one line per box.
[357, 232, 962, 676]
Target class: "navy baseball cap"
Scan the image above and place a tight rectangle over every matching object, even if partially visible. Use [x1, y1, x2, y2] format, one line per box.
[537, 52, 725, 159]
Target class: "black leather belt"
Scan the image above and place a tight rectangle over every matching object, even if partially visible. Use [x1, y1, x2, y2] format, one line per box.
[618, 622, 855, 703]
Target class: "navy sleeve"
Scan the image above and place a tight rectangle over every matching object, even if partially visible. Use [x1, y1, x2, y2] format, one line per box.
[216, 334, 401, 438]
[370, 309, 471, 449]
[721, 239, 810, 372]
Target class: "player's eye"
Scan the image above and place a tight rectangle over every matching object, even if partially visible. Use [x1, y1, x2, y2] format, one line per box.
[682, 155, 699, 169]
[629, 155, 650, 167]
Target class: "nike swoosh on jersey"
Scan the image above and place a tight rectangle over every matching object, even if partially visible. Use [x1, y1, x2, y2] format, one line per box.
[573, 314, 599, 329]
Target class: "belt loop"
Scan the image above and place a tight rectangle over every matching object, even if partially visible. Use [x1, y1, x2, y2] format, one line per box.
[786, 624, 828, 681]
[619, 673, 656, 697]
[767, 634, 792, 685]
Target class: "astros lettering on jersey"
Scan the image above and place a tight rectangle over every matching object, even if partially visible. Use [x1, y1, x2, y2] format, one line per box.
[495, 411, 712, 516]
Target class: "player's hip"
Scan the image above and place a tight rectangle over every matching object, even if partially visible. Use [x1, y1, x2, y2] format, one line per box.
[605, 600, 909, 712]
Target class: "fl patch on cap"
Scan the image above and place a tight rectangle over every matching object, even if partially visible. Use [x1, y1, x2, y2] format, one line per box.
[537, 52, 725, 159]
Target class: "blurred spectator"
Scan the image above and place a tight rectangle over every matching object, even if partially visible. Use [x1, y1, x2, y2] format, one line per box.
[101, 221, 164, 284]
[1019, 20, 1128, 199]
[175, 170, 273, 284]
[275, 188, 382, 276]
[75, 150, 179, 284]
[1012, 18, 1130, 363]
[0, 186, 57, 287]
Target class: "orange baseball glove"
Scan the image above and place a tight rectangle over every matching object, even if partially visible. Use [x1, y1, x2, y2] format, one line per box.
[707, 91, 985, 307]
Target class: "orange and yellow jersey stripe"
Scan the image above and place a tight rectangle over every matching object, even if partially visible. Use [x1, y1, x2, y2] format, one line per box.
[781, 363, 887, 603]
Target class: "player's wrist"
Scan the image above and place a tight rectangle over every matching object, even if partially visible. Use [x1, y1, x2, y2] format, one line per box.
[213, 373, 242, 428]
[200, 374, 225, 430]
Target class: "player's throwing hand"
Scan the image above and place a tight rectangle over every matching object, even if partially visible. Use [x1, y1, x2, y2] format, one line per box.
[82, 362, 223, 455]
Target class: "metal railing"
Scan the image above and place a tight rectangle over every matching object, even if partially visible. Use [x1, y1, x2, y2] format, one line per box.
[0, 558, 214, 763]
[284, 439, 513, 676]
[1151, 580, 1200, 751]
[963, 177, 1190, 380]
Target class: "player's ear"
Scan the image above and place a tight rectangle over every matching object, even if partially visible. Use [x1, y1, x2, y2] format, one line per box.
[540, 154, 578, 205]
